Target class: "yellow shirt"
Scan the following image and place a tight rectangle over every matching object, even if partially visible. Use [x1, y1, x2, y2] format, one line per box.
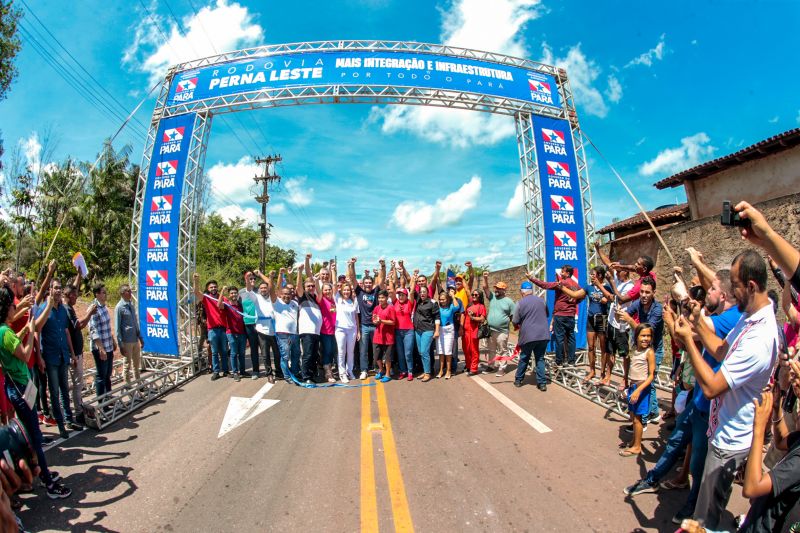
[454, 287, 469, 311]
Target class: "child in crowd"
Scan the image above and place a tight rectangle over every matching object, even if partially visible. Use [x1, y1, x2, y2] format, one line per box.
[619, 323, 656, 457]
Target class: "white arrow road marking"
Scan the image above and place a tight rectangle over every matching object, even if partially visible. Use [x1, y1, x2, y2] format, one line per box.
[218, 381, 280, 438]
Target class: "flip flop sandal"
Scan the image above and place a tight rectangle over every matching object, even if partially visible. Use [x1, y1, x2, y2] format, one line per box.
[618, 449, 639, 457]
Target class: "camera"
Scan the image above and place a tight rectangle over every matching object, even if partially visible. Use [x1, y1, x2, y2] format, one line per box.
[720, 200, 750, 227]
[0, 419, 34, 475]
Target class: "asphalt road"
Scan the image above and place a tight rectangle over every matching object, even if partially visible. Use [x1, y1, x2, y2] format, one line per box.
[18, 369, 749, 532]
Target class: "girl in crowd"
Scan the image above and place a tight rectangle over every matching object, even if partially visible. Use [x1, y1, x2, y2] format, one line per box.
[619, 323, 656, 457]
[394, 287, 415, 381]
[410, 273, 439, 382]
[333, 281, 359, 383]
[462, 289, 487, 376]
[436, 291, 462, 379]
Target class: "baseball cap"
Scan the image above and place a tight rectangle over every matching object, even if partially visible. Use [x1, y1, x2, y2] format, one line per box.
[455, 275, 464, 281]
[396, 288, 408, 295]
[494, 281, 508, 290]
[520, 281, 533, 290]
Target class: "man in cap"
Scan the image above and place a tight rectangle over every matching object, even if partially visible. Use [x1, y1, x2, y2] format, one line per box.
[481, 272, 516, 376]
[512, 281, 550, 390]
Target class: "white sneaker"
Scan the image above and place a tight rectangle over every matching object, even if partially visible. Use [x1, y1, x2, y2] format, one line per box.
[359, 371, 368, 380]
[341, 375, 350, 384]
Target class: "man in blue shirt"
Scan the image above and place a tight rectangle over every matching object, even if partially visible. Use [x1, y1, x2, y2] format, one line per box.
[616, 277, 664, 422]
[38, 279, 78, 438]
[623, 270, 742, 525]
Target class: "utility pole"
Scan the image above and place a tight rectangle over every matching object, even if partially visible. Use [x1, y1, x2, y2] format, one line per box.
[253, 154, 282, 272]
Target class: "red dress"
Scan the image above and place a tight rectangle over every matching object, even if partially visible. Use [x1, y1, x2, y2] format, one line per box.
[462, 303, 486, 373]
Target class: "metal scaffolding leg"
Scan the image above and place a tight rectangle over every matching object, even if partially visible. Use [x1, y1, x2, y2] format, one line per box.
[516, 112, 545, 297]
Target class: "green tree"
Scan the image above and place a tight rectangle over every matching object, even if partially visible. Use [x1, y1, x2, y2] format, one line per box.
[195, 213, 295, 285]
[0, 0, 22, 102]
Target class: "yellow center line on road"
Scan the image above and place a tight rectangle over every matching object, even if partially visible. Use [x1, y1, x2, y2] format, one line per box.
[375, 382, 414, 533]
[361, 379, 379, 532]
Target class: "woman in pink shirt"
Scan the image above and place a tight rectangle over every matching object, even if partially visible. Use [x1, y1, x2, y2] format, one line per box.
[393, 287, 415, 381]
[318, 282, 337, 383]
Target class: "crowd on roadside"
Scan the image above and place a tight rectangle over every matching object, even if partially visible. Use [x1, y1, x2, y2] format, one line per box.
[0, 260, 146, 530]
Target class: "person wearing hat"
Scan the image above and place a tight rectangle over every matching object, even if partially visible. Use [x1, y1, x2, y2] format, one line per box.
[481, 272, 516, 376]
[512, 281, 550, 390]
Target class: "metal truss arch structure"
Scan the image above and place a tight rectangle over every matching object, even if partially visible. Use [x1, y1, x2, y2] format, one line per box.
[123, 40, 596, 423]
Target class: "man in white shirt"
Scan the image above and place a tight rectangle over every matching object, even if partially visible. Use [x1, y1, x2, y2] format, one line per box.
[296, 265, 323, 384]
[254, 270, 281, 382]
[270, 268, 301, 384]
[674, 249, 779, 530]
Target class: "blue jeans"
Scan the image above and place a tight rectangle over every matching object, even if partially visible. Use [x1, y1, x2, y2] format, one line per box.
[5, 379, 53, 484]
[415, 330, 434, 374]
[553, 315, 576, 364]
[208, 327, 228, 374]
[359, 325, 376, 371]
[45, 358, 72, 424]
[91, 348, 113, 397]
[320, 333, 336, 366]
[395, 329, 414, 374]
[227, 333, 246, 374]
[645, 399, 709, 514]
[515, 340, 548, 384]
[276, 333, 300, 381]
[648, 344, 665, 418]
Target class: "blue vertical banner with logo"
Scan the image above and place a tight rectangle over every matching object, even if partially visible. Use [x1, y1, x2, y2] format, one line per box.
[532, 115, 588, 349]
[137, 113, 196, 356]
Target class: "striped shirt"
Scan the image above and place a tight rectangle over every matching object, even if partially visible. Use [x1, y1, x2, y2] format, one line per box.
[89, 299, 114, 352]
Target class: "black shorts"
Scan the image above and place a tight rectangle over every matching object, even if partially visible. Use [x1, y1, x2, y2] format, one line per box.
[374, 343, 393, 363]
[605, 327, 630, 357]
[587, 314, 607, 334]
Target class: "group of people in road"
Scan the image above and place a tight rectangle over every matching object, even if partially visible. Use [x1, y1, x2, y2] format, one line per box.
[193, 257, 539, 387]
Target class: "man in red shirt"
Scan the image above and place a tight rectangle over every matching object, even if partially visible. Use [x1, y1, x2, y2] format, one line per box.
[528, 265, 585, 366]
[193, 273, 229, 380]
[610, 254, 657, 303]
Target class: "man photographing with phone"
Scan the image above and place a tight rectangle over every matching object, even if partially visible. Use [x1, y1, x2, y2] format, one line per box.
[673, 249, 779, 530]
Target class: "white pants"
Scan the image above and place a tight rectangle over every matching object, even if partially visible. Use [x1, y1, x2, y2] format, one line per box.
[437, 323, 455, 355]
[335, 327, 356, 378]
[69, 353, 84, 415]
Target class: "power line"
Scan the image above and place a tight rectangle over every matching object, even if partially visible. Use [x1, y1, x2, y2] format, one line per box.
[18, 0, 150, 136]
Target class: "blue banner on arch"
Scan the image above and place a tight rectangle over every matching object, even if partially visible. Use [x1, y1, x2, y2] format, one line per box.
[532, 115, 588, 350]
[166, 50, 561, 110]
[137, 113, 196, 356]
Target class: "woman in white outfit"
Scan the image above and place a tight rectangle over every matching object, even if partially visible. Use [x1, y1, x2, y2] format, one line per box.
[333, 281, 360, 382]
[435, 292, 461, 379]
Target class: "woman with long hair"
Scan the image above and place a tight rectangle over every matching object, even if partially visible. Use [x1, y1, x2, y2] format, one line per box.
[462, 289, 487, 376]
[410, 273, 438, 382]
[435, 291, 462, 380]
[333, 281, 359, 383]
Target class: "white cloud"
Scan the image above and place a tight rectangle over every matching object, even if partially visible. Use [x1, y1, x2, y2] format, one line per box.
[635, 137, 647, 147]
[768, 116, 779, 124]
[796, 110, 800, 125]
[369, 0, 540, 147]
[124, 0, 264, 85]
[339, 233, 369, 251]
[283, 177, 314, 207]
[391, 176, 481, 233]
[640, 132, 715, 176]
[215, 204, 259, 225]
[420, 240, 442, 250]
[503, 181, 524, 218]
[440, 0, 542, 57]
[21, 133, 42, 174]
[691, 39, 698, 45]
[207, 156, 259, 199]
[301, 232, 336, 252]
[270, 202, 286, 215]
[474, 251, 504, 267]
[374, 107, 515, 148]
[626, 33, 667, 68]
[540, 43, 610, 117]
[605, 75, 623, 103]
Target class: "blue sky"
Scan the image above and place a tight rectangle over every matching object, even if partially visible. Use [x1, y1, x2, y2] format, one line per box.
[2, 0, 799, 271]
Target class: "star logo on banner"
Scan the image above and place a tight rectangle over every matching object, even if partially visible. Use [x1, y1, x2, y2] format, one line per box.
[152, 273, 162, 285]
[558, 199, 568, 210]
[152, 310, 163, 323]
[157, 198, 167, 210]
[154, 235, 163, 247]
